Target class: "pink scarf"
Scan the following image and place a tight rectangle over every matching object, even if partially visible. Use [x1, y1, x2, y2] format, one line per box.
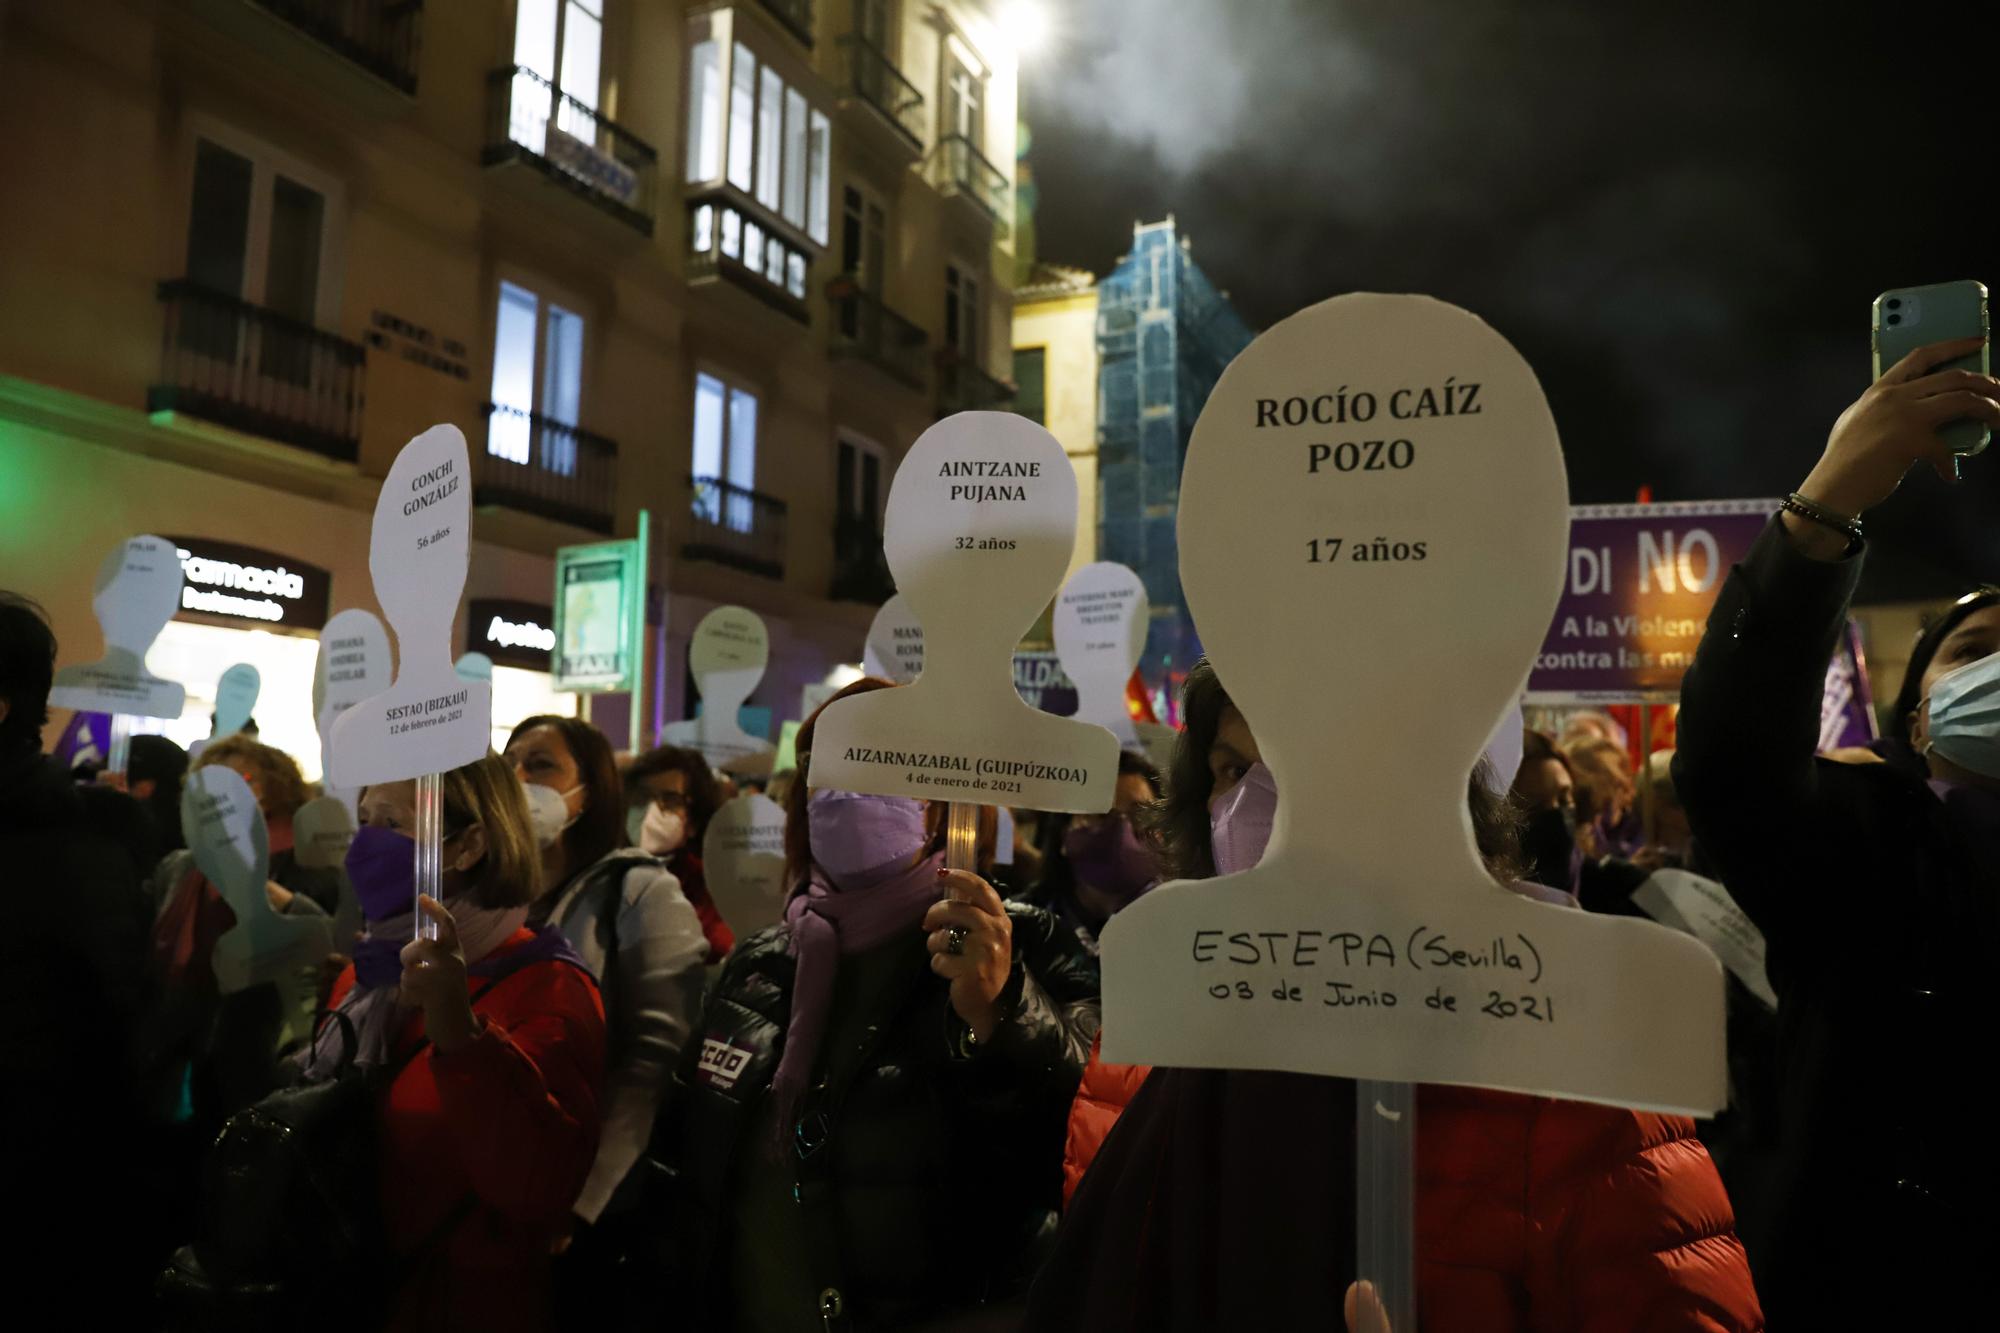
[771, 850, 945, 1144]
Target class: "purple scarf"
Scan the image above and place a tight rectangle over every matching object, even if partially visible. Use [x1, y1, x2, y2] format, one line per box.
[771, 850, 945, 1143]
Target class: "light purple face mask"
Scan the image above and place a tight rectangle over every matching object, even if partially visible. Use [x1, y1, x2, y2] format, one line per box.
[1209, 761, 1277, 877]
[807, 788, 932, 891]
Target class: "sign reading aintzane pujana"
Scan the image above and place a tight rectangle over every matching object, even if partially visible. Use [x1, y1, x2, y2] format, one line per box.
[49, 535, 187, 719]
[1525, 500, 1778, 703]
[809, 413, 1118, 814]
[663, 607, 776, 767]
[1099, 294, 1726, 1116]
[328, 426, 493, 787]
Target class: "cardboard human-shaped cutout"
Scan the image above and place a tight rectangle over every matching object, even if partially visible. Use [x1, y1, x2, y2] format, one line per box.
[701, 792, 790, 936]
[328, 427, 493, 788]
[809, 414, 1117, 813]
[454, 652, 494, 684]
[1099, 295, 1726, 1115]
[293, 795, 362, 943]
[49, 535, 186, 718]
[663, 606, 776, 768]
[862, 594, 925, 684]
[186, 766, 334, 1009]
[313, 608, 391, 814]
[211, 663, 261, 739]
[1053, 562, 1148, 749]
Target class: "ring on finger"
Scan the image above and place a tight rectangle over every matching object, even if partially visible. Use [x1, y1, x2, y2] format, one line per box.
[945, 925, 968, 956]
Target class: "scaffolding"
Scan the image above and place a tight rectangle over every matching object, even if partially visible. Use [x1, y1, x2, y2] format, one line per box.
[1095, 218, 1254, 705]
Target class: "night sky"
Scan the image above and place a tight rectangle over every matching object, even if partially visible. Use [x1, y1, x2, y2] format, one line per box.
[1021, 0, 1997, 600]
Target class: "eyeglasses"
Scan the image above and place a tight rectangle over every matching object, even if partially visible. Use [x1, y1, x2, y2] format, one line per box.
[650, 791, 691, 813]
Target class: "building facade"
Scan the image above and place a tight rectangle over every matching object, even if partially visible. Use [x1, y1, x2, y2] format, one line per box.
[1012, 219, 1251, 712]
[0, 0, 1020, 770]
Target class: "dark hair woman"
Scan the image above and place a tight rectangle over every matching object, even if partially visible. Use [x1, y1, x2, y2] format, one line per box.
[673, 678, 1101, 1331]
[1673, 335, 2000, 1328]
[505, 716, 708, 1229]
[623, 743, 734, 961]
[301, 755, 603, 1331]
[1023, 750, 1162, 956]
[1029, 659, 1761, 1333]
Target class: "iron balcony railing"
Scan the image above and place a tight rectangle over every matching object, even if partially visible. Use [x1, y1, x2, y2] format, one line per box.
[935, 348, 1015, 416]
[758, 0, 815, 48]
[484, 64, 658, 233]
[148, 280, 365, 462]
[685, 474, 788, 579]
[830, 510, 895, 604]
[827, 276, 927, 389]
[837, 34, 922, 150]
[253, 0, 424, 93]
[931, 134, 1009, 234]
[476, 403, 619, 533]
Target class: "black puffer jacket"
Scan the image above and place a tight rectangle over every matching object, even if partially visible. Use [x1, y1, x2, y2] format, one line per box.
[673, 899, 1099, 1331]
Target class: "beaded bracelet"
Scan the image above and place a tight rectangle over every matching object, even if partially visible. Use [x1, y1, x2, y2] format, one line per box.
[1780, 492, 1864, 554]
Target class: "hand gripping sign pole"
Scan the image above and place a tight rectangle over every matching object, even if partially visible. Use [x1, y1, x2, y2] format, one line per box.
[329, 426, 493, 942]
[809, 413, 1119, 879]
[1099, 294, 1727, 1330]
[49, 535, 187, 781]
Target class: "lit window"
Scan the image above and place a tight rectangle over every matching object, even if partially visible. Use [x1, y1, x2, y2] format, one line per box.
[686, 39, 722, 182]
[757, 66, 783, 210]
[721, 208, 742, 259]
[781, 88, 808, 229]
[488, 279, 585, 475]
[806, 111, 830, 245]
[693, 371, 760, 533]
[728, 44, 756, 191]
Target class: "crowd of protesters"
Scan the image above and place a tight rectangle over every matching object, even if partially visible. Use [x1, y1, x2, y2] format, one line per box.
[5, 335, 1999, 1329]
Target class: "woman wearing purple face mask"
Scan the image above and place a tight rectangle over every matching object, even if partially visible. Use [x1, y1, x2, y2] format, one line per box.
[1026, 658, 1763, 1333]
[670, 678, 1101, 1333]
[1021, 751, 1163, 956]
[274, 755, 605, 1332]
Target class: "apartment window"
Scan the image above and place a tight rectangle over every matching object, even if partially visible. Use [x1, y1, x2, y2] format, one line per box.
[490, 279, 586, 474]
[1013, 347, 1046, 425]
[841, 183, 887, 292]
[942, 42, 984, 150]
[510, 0, 605, 149]
[186, 134, 333, 325]
[693, 371, 760, 531]
[684, 26, 831, 246]
[856, 0, 893, 53]
[944, 261, 981, 362]
[836, 435, 886, 523]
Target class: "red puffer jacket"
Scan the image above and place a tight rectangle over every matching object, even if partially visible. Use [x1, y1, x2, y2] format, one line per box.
[1062, 1052, 1763, 1330]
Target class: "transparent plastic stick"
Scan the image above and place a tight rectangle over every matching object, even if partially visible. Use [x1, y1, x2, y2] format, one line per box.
[1355, 1078, 1417, 1332]
[106, 713, 135, 782]
[944, 802, 980, 873]
[414, 771, 442, 941]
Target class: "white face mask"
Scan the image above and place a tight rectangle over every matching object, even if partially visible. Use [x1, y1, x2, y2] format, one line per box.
[1924, 651, 2000, 778]
[639, 803, 688, 855]
[524, 782, 583, 850]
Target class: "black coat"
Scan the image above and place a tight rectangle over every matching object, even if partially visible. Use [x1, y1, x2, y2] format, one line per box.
[0, 750, 156, 1315]
[1674, 518, 2000, 1327]
[672, 899, 1099, 1331]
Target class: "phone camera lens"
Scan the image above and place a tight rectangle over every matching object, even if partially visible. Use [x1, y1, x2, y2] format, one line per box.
[1888, 314, 1903, 326]
[1888, 298, 1904, 310]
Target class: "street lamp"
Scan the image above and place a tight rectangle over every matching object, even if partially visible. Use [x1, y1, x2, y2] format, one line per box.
[995, 0, 1051, 56]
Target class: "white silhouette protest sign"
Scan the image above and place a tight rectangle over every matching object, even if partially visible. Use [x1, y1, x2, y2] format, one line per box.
[454, 652, 495, 684]
[1053, 562, 1148, 749]
[663, 606, 775, 768]
[809, 414, 1118, 813]
[313, 607, 391, 814]
[49, 535, 186, 719]
[1099, 294, 1726, 1115]
[328, 426, 492, 787]
[212, 663, 261, 739]
[292, 794, 362, 943]
[701, 792, 790, 936]
[186, 766, 334, 1023]
[862, 594, 925, 684]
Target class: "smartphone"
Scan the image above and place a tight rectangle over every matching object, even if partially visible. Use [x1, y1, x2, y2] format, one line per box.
[1872, 280, 1991, 459]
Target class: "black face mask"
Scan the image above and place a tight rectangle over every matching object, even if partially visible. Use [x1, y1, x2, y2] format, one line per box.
[1519, 805, 1579, 895]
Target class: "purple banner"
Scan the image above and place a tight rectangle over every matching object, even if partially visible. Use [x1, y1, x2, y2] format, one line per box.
[1014, 650, 1079, 717]
[1818, 620, 1879, 751]
[1526, 499, 1780, 703]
